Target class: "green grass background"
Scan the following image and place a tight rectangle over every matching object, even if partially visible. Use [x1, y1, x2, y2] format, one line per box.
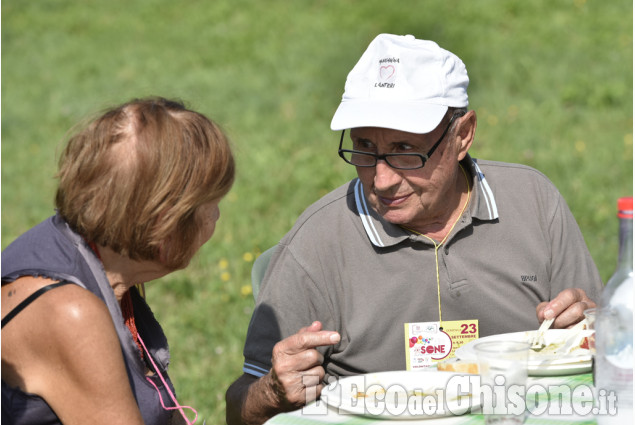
[2, 0, 632, 422]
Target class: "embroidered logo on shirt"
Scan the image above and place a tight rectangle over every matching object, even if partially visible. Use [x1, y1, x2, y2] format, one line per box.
[520, 274, 538, 283]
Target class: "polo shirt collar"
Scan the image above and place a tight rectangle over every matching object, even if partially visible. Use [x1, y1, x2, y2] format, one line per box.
[467, 156, 500, 221]
[354, 155, 500, 248]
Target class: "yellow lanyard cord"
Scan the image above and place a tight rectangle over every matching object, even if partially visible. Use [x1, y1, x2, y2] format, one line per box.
[136, 283, 146, 299]
[402, 164, 471, 329]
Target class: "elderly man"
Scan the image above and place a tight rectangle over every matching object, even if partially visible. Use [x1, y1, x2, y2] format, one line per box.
[226, 34, 602, 424]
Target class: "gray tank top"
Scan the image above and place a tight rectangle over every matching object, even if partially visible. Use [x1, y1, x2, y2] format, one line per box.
[2, 214, 176, 425]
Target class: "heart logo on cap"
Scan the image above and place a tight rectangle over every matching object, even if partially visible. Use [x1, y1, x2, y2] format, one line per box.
[379, 65, 395, 81]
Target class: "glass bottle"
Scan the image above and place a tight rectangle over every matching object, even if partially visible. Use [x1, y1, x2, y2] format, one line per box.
[595, 196, 633, 424]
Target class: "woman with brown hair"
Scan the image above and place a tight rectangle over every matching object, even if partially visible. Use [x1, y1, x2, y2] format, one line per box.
[2, 97, 235, 425]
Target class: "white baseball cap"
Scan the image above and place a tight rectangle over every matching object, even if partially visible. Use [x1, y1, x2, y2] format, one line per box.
[331, 34, 469, 134]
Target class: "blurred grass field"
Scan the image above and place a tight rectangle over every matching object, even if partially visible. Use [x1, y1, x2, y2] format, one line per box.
[2, 0, 632, 422]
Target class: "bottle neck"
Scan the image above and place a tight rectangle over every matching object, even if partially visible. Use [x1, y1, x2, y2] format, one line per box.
[616, 216, 633, 271]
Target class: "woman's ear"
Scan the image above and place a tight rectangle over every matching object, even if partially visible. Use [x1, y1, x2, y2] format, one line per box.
[456, 110, 477, 161]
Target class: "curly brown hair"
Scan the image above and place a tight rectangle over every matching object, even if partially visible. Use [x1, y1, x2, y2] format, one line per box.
[55, 97, 235, 270]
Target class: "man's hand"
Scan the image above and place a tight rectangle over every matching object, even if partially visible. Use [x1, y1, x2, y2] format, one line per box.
[265, 321, 340, 409]
[226, 321, 340, 425]
[536, 288, 596, 328]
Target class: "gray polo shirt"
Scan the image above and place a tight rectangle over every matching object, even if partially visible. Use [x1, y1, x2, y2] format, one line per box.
[242, 156, 602, 379]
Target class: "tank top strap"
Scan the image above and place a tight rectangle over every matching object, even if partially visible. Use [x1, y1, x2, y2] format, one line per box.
[1, 281, 74, 328]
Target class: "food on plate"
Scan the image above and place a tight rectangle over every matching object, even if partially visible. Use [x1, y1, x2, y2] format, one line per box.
[454, 328, 594, 376]
[324, 371, 481, 418]
[352, 387, 436, 399]
[353, 387, 386, 399]
[436, 358, 479, 374]
[530, 340, 565, 354]
[527, 330, 592, 356]
[579, 337, 590, 350]
[352, 386, 470, 403]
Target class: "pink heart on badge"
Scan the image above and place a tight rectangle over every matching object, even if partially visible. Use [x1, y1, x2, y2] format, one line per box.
[380, 65, 395, 80]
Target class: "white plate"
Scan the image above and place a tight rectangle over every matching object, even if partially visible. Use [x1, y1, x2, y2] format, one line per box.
[455, 330, 592, 376]
[321, 370, 480, 420]
[526, 361, 592, 376]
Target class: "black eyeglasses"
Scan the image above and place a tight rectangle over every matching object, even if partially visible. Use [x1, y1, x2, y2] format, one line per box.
[338, 112, 466, 170]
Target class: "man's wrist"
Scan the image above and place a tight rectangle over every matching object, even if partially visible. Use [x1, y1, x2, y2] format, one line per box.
[241, 372, 287, 424]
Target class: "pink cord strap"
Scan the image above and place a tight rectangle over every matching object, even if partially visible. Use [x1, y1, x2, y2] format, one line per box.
[137, 335, 199, 424]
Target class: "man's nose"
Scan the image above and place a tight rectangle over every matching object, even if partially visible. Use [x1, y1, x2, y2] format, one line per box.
[373, 159, 402, 190]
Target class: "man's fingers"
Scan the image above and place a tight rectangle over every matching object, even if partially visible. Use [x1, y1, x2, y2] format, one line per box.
[300, 366, 327, 403]
[536, 301, 549, 321]
[543, 288, 587, 320]
[267, 323, 340, 408]
[554, 300, 596, 328]
[271, 327, 340, 375]
[281, 330, 341, 355]
[537, 288, 596, 328]
[297, 321, 323, 334]
[273, 343, 325, 370]
[300, 365, 326, 388]
[540, 288, 596, 328]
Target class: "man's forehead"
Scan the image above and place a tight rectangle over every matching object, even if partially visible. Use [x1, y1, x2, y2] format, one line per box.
[349, 126, 438, 142]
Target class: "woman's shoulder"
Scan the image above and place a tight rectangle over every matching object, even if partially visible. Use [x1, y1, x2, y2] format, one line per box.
[2, 276, 145, 423]
[2, 276, 105, 327]
[2, 277, 116, 388]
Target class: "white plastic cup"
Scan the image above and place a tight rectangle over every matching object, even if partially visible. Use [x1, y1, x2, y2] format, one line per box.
[583, 307, 597, 354]
[474, 340, 530, 425]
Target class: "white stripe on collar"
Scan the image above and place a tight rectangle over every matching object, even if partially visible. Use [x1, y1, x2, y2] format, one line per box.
[354, 179, 385, 247]
[472, 161, 499, 220]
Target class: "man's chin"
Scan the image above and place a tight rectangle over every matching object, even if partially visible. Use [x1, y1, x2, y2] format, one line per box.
[369, 199, 415, 226]
[379, 210, 414, 227]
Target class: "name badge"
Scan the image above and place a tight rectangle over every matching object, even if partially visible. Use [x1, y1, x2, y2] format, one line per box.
[404, 320, 479, 370]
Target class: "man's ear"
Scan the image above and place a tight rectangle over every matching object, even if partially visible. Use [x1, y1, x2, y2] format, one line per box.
[456, 110, 477, 161]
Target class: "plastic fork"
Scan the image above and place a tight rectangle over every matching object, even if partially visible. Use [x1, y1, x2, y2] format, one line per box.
[530, 317, 555, 351]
